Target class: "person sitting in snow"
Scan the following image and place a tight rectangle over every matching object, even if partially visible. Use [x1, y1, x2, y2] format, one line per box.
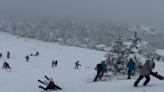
[38, 76, 62, 91]
[0, 53, 2, 58]
[31, 51, 39, 56]
[126, 58, 135, 79]
[7, 51, 10, 59]
[2, 61, 11, 69]
[74, 61, 81, 69]
[25, 55, 29, 62]
[134, 60, 155, 87]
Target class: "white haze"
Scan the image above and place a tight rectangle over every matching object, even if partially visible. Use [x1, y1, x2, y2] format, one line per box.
[0, 0, 164, 31]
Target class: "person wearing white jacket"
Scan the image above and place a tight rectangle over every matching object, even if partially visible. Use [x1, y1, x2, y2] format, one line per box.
[38, 76, 62, 90]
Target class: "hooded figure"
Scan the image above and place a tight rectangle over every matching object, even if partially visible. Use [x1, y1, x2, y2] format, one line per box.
[38, 76, 62, 90]
[126, 58, 135, 79]
[134, 60, 154, 87]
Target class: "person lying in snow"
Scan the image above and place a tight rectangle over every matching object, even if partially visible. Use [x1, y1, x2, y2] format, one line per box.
[38, 76, 62, 91]
[31, 51, 39, 56]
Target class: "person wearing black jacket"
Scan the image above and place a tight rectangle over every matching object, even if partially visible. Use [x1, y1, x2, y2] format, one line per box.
[93, 63, 103, 82]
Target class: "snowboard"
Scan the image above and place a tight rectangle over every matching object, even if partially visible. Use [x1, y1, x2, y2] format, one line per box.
[87, 79, 107, 83]
[150, 71, 164, 80]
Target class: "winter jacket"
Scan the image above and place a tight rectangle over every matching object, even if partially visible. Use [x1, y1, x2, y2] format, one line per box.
[96, 64, 103, 72]
[101, 63, 107, 70]
[127, 59, 135, 71]
[140, 61, 153, 76]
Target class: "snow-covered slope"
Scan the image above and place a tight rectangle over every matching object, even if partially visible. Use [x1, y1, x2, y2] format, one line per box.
[0, 32, 163, 92]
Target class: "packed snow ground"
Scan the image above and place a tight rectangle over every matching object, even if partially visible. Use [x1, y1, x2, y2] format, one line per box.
[0, 32, 164, 92]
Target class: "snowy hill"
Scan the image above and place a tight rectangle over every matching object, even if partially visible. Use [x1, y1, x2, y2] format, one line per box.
[0, 32, 164, 92]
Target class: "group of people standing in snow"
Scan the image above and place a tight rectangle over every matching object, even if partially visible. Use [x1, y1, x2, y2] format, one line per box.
[93, 54, 156, 87]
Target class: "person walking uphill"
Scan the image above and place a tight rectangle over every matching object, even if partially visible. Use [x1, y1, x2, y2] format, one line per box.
[126, 58, 135, 79]
[134, 60, 154, 87]
[74, 61, 81, 69]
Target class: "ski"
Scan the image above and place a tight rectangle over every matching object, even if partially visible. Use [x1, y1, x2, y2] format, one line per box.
[45, 75, 49, 81]
[38, 79, 46, 85]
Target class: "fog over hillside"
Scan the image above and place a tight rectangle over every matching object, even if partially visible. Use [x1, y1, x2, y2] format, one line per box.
[0, 0, 164, 31]
[0, 0, 163, 50]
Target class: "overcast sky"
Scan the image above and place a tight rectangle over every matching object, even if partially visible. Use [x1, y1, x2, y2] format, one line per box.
[0, 0, 164, 31]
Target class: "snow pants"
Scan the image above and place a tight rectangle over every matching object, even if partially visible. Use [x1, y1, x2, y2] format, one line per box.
[134, 75, 150, 86]
[94, 71, 101, 81]
[128, 70, 132, 79]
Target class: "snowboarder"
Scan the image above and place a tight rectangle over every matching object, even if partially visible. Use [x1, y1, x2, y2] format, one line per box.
[38, 76, 62, 91]
[134, 60, 154, 87]
[7, 51, 10, 59]
[126, 58, 135, 79]
[0, 53, 2, 58]
[74, 61, 81, 69]
[25, 55, 29, 62]
[2, 61, 11, 69]
[93, 62, 104, 82]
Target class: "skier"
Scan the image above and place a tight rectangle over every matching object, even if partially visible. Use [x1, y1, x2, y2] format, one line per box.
[126, 58, 135, 79]
[25, 55, 29, 62]
[0, 53, 2, 58]
[38, 76, 62, 91]
[74, 61, 81, 69]
[134, 60, 154, 87]
[2, 62, 11, 69]
[7, 51, 10, 59]
[93, 62, 104, 82]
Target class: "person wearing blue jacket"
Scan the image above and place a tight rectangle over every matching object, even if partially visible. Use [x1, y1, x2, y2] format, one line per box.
[126, 58, 135, 79]
[99, 61, 107, 79]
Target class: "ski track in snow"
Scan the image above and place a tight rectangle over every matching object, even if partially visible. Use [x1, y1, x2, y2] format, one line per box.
[0, 32, 163, 92]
